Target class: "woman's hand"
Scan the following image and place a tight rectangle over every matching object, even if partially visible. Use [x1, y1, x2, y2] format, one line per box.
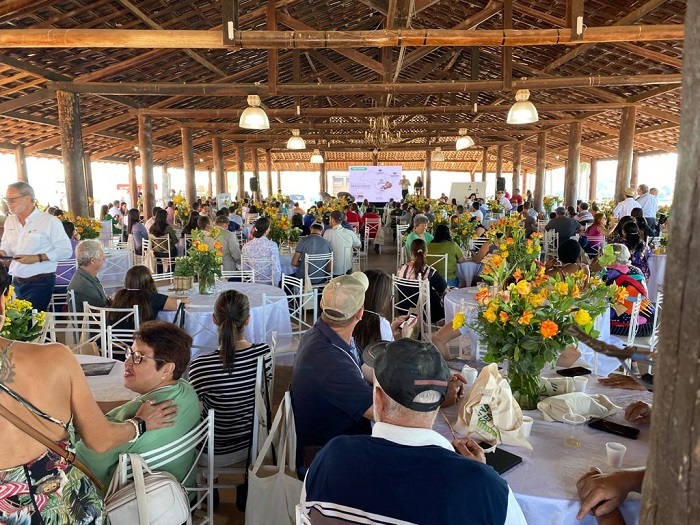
[452, 437, 486, 464]
[135, 399, 178, 431]
[390, 315, 407, 336]
[624, 401, 652, 424]
[598, 375, 648, 391]
[576, 468, 643, 520]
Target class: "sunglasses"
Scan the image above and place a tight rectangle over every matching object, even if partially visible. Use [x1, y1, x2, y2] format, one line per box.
[125, 347, 167, 365]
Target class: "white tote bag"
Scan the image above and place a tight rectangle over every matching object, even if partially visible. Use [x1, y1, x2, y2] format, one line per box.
[245, 392, 303, 525]
[105, 453, 191, 525]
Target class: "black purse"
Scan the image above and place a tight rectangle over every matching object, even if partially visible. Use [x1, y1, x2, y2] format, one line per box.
[172, 301, 186, 329]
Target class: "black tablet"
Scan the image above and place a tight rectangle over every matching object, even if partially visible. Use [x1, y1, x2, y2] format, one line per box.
[80, 362, 116, 377]
[479, 443, 523, 474]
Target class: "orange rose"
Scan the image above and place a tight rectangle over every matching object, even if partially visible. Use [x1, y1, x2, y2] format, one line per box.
[540, 320, 559, 339]
[518, 310, 534, 325]
[506, 237, 514, 245]
[499, 311, 510, 323]
[474, 288, 492, 306]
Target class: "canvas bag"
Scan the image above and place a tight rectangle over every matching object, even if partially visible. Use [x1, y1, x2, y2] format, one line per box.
[245, 392, 303, 525]
[105, 453, 191, 525]
[537, 393, 620, 422]
[454, 363, 532, 450]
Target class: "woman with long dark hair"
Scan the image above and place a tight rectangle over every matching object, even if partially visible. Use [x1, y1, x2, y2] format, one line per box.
[188, 290, 271, 469]
[396, 239, 447, 323]
[149, 208, 178, 257]
[241, 216, 282, 285]
[124, 208, 149, 254]
[622, 221, 652, 280]
[429, 224, 466, 287]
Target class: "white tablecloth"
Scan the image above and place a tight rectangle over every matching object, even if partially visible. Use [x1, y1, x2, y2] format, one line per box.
[75, 354, 136, 403]
[280, 253, 296, 276]
[435, 370, 653, 525]
[443, 288, 622, 376]
[98, 248, 133, 288]
[456, 261, 482, 288]
[158, 281, 292, 359]
[646, 254, 666, 302]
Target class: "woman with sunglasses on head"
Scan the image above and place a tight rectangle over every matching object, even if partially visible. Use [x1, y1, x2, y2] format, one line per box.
[0, 265, 177, 522]
[76, 320, 201, 491]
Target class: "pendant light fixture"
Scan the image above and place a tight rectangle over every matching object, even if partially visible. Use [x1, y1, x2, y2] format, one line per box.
[310, 149, 324, 164]
[455, 129, 475, 150]
[286, 129, 306, 150]
[239, 95, 270, 130]
[507, 89, 539, 125]
[432, 147, 445, 162]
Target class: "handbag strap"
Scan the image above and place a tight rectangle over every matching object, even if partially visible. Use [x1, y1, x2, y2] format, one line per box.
[129, 453, 151, 525]
[0, 403, 104, 491]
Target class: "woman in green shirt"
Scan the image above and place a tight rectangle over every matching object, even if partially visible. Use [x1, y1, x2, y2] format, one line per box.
[76, 321, 200, 490]
[404, 214, 433, 254]
[428, 224, 467, 287]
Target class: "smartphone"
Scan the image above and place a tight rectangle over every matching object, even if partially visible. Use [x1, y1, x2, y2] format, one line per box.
[556, 366, 592, 377]
[400, 314, 417, 329]
[588, 418, 640, 440]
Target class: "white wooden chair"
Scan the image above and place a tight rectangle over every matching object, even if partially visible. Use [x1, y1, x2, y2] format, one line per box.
[281, 275, 318, 339]
[396, 224, 409, 268]
[585, 234, 606, 254]
[426, 254, 448, 279]
[43, 309, 103, 355]
[245, 213, 259, 225]
[149, 235, 174, 273]
[151, 271, 173, 283]
[537, 219, 548, 234]
[544, 229, 559, 260]
[85, 304, 140, 359]
[220, 268, 255, 282]
[48, 288, 76, 313]
[241, 255, 277, 285]
[115, 410, 215, 524]
[304, 252, 333, 290]
[391, 274, 432, 340]
[364, 217, 382, 255]
[55, 259, 77, 288]
[633, 290, 663, 373]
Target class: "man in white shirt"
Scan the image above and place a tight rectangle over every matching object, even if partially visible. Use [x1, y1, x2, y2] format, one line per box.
[400, 175, 411, 200]
[497, 191, 512, 211]
[0, 182, 72, 311]
[635, 184, 658, 230]
[471, 201, 484, 222]
[323, 210, 361, 276]
[108, 199, 121, 219]
[301, 339, 527, 525]
[613, 188, 642, 219]
[574, 202, 594, 225]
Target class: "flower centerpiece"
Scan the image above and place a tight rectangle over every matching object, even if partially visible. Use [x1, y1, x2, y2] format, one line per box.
[450, 214, 478, 251]
[184, 228, 222, 294]
[172, 256, 195, 292]
[64, 212, 101, 240]
[542, 195, 563, 215]
[268, 215, 292, 245]
[487, 199, 504, 216]
[453, 219, 624, 409]
[173, 194, 191, 228]
[2, 286, 46, 342]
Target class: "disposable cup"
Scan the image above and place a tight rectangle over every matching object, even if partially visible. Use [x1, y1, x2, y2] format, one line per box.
[461, 366, 478, 386]
[521, 416, 534, 438]
[573, 376, 589, 393]
[606, 442, 627, 467]
[562, 412, 587, 447]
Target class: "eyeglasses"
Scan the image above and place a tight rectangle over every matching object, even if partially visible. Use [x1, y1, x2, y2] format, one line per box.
[125, 347, 167, 365]
[3, 194, 28, 203]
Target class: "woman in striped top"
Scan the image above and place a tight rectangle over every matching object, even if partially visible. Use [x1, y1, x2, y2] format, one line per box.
[188, 290, 272, 469]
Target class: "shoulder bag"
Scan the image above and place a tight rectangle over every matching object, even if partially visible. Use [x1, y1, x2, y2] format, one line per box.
[104, 452, 191, 525]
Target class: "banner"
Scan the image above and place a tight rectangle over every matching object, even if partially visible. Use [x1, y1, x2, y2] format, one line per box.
[348, 166, 402, 202]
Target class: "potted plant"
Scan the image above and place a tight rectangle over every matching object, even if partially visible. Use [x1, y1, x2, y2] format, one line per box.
[173, 257, 195, 292]
[1, 286, 46, 342]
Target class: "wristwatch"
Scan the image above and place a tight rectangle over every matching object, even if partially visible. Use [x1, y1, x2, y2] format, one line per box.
[133, 416, 147, 435]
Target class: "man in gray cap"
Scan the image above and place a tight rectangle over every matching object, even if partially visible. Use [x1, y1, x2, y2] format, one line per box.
[545, 206, 582, 242]
[290, 271, 374, 470]
[300, 339, 527, 524]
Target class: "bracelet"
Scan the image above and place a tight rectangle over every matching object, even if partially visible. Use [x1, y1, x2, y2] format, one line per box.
[125, 418, 141, 442]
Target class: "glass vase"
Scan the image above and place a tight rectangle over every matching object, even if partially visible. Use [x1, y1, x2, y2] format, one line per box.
[508, 365, 542, 411]
[198, 272, 216, 295]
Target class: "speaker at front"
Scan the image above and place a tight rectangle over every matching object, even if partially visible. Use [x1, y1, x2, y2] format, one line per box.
[249, 177, 259, 191]
[496, 177, 506, 192]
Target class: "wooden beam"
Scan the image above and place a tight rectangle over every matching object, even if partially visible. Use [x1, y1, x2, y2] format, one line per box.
[356, 0, 388, 15]
[564, 122, 582, 206]
[14, 144, 28, 182]
[212, 136, 226, 194]
[612, 42, 684, 69]
[534, 131, 547, 212]
[0, 23, 683, 50]
[0, 88, 54, 115]
[236, 145, 245, 200]
[57, 90, 88, 217]
[567, 0, 584, 41]
[589, 158, 598, 201]
[138, 114, 156, 220]
[128, 158, 138, 207]
[615, 106, 637, 200]
[182, 128, 196, 202]
[502, 0, 513, 91]
[267, 0, 278, 94]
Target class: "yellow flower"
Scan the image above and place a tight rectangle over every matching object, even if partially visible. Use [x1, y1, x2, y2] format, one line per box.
[499, 311, 510, 323]
[573, 309, 592, 327]
[490, 255, 503, 267]
[614, 286, 629, 304]
[499, 243, 507, 251]
[528, 292, 546, 308]
[483, 308, 497, 323]
[513, 268, 523, 282]
[515, 280, 531, 296]
[197, 244, 209, 252]
[540, 320, 559, 339]
[501, 251, 509, 258]
[452, 311, 466, 330]
[518, 310, 534, 325]
[555, 282, 568, 295]
[571, 284, 581, 298]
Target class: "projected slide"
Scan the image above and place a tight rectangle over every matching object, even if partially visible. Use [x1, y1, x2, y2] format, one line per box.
[348, 166, 402, 202]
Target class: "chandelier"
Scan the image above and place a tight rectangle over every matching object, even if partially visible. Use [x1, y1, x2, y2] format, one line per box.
[365, 116, 401, 149]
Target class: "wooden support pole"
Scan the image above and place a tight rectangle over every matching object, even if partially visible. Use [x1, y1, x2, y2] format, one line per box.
[267, 0, 278, 94]
[470, 171, 476, 183]
[14, 144, 28, 183]
[496, 145, 503, 192]
[207, 169, 213, 197]
[128, 158, 138, 210]
[512, 142, 522, 194]
[182, 127, 196, 203]
[83, 152, 94, 217]
[236, 145, 245, 200]
[266, 149, 273, 197]
[564, 121, 582, 207]
[319, 158, 327, 194]
[56, 89, 88, 216]
[502, 0, 513, 91]
[212, 136, 226, 194]
[138, 114, 155, 220]
[615, 106, 637, 201]
[522, 170, 527, 193]
[276, 169, 282, 194]
[425, 149, 432, 198]
[482, 147, 488, 182]
[534, 131, 547, 212]
[631, 151, 640, 190]
[589, 158, 598, 202]
[251, 147, 260, 201]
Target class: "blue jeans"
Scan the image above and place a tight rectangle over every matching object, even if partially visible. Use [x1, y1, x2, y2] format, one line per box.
[446, 277, 459, 287]
[13, 273, 56, 312]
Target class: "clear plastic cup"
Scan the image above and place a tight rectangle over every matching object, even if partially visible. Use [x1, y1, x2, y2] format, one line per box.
[562, 413, 587, 447]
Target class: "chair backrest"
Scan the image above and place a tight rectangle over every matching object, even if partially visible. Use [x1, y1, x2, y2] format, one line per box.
[391, 274, 431, 339]
[295, 504, 312, 525]
[116, 410, 215, 524]
[241, 255, 276, 285]
[544, 229, 559, 259]
[649, 290, 663, 352]
[85, 304, 140, 359]
[426, 254, 448, 279]
[48, 288, 76, 313]
[304, 252, 333, 288]
[625, 297, 643, 348]
[364, 217, 381, 239]
[151, 271, 173, 283]
[55, 259, 77, 287]
[348, 221, 360, 234]
[220, 268, 256, 282]
[149, 236, 173, 272]
[281, 274, 318, 338]
[537, 220, 548, 233]
[245, 213, 259, 224]
[43, 309, 103, 354]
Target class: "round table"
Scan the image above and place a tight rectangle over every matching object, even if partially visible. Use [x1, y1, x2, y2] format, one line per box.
[435, 369, 652, 525]
[158, 281, 292, 359]
[456, 261, 483, 288]
[98, 248, 133, 289]
[75, 354, 136, 403]
[280, 253, 296, 276]
[646, 254, 665, 302]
